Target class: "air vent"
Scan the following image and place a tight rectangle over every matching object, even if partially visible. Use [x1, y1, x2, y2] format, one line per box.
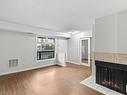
[9, 59, 18, 68]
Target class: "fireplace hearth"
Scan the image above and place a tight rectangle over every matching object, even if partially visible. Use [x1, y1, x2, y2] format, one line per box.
[95, 60, 127, 94]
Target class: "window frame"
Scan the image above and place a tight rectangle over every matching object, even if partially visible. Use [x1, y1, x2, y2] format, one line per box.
[36, 36, 56, 62]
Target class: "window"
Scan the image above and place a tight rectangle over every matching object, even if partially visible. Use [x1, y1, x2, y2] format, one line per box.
[37, 37, 55, 60]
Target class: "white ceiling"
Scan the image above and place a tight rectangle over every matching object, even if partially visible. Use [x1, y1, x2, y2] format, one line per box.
[0, 0, 127, 32]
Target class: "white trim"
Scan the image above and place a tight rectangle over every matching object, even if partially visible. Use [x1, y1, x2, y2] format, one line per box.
[36, 58, 56, 63]
[80, 38, 91, 67]
[36, 36, 57, 61]
[80, 63, 91, 67]
[56, 64, 66, 67]
[66, 61, 80, 65]
[81, 76, 123, 95]
[0, 63, 55, 76]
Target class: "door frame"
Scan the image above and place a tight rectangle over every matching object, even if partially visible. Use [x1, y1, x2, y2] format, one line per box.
[80, 37, 91, 67]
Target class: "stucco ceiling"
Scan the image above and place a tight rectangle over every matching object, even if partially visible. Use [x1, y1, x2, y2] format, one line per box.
[0, 0, 127, 32]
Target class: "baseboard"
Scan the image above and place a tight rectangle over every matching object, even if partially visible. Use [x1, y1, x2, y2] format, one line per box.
[80, 63, 90, 67]
[56, 64, 66, 67]
[0, 63, 55, 76]
[66, 61, 80, 65]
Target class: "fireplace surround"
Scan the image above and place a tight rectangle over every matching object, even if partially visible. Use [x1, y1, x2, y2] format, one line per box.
[95, 60, 127, 94]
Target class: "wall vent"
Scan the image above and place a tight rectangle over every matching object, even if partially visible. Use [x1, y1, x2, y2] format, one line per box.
[9, 59, 18, 68]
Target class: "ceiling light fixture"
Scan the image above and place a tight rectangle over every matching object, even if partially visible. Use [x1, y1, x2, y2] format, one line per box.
[67, 31, 80, 35]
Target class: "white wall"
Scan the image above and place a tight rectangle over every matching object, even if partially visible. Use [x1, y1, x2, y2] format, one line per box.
[117, 10, 127, 53]
[67, 31, 92, 64]
[91, 25, 96, 76]
[56, 38, 68, 66]
[95, 14, 117, 53]
[95, 10, 127, 53]
[0, 29, 55, 75]
[56, 38, 67, 59]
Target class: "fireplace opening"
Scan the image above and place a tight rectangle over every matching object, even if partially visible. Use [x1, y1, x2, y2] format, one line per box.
[95, 60, 127, 94]
[102, 80, 120, 91]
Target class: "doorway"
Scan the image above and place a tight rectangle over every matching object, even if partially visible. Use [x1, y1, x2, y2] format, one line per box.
[80, 38, 90, 67]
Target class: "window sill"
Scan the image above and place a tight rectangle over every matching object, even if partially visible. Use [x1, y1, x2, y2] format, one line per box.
[36, 58, 56, 63]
